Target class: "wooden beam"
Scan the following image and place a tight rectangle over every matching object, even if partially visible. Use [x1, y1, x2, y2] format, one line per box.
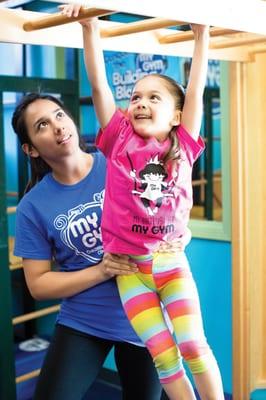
[12, 305, 60, 325]
[158, 27, 240, 44]
[23, 7, 114, 31]
[100, 17, 185, 38]
[249, 47, 266, 58]
[7, 206, 16, 215]
[230, 61, 251, 400]
[9, 262, 23, 271]
[230, 50, 266, 400]
[16, 369, 40, 384]
[210, 35, 266, 50]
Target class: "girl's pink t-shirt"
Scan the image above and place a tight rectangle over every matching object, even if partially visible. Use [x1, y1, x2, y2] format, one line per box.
[96, 109, 204, 255]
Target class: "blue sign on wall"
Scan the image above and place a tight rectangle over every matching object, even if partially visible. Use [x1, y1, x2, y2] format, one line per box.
[104, 51, 220, 109]
[104, 51, 185, 108]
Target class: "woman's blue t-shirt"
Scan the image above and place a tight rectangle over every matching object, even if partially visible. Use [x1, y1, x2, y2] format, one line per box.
[14, 152, 142, 345]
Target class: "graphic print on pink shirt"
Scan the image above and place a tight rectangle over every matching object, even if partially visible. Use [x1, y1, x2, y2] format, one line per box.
[127, 153, 177, 217]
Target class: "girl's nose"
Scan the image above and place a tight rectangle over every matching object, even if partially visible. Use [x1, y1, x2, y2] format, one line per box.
[137, 102, 147, 109]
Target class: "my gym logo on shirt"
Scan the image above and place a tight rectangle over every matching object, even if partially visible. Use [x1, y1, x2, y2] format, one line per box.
[54, 191, 104, 263]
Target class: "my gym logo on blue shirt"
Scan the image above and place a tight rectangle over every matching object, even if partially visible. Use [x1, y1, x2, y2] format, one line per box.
[54, 191, 104, 263]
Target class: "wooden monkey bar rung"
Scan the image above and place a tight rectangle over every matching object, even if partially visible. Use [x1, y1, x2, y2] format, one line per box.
[249, 47, 266, 56]
[12, 304, 60, 325]
[7, 206, 16, 215]
[100, 17, 186, 38]
[16, 369, 40, 384]
[7, 191, 18, 198]
[9, 262, 23, 271]
[23, 6, 115, 31]
[158, 27, 241, 44]
[210, 35, 266, 50]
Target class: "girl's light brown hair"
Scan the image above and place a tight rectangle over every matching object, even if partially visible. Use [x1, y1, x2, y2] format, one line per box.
[136, 74, 185, 165]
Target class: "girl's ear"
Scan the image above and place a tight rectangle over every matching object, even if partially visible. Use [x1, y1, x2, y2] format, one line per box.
[171, 110, 182, 126]
[22, 143, 39, 158]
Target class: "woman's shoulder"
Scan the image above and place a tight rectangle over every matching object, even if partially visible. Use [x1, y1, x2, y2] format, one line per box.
[16, 174, 51, 211]
[90, 150, 107, 170]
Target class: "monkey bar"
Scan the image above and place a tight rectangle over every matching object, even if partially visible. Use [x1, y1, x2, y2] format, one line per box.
[157, 27, 241, 44]
[0, 0, 265, 61]
[22, 6, 115, 31]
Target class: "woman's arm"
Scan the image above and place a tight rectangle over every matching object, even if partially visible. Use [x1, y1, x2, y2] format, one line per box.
[60, 3, 116, 128]
[181, 24, 210, 140]
[23, 253, 138, 301]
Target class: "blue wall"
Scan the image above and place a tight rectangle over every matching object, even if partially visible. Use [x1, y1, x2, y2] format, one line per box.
[187, 239, 232, 392]
[251, 390, 266, 400]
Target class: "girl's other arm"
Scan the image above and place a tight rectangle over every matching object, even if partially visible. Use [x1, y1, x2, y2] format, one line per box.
[181, 25, 209, 140]
[60, 4, 116, 128]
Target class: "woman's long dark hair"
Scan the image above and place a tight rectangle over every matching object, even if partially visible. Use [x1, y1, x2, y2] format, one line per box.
[12, 93, 87, 193]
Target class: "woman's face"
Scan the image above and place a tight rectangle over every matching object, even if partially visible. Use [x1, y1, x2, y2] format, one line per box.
[23, 99, 80, 162]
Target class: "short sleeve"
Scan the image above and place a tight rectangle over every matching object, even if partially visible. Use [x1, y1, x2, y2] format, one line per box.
[14, 207, 52, 260]
[95, 109, 129, 157]
[177, 125, 205, 165]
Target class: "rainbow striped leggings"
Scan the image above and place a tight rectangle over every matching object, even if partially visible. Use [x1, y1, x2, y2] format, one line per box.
[117, 251, 213, 383]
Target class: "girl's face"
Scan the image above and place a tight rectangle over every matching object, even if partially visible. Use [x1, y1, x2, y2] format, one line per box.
[127, 75, 180, 142]
[22, 99, 80, 162]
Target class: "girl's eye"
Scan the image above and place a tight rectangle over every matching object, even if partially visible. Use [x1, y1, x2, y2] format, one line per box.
[151, 95, 160, 101]
[130, 95, 140, 102]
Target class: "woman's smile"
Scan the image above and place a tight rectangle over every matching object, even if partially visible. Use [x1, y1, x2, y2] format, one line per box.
[56, 133, 72, 145]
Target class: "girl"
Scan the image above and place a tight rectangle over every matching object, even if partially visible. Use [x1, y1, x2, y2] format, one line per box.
[61, 4, 225, 399]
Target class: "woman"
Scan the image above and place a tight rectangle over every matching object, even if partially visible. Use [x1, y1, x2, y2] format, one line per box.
[12, 93, 163, 400]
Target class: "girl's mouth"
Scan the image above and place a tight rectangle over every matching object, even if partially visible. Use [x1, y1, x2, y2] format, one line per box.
[135, 114, 150, 120]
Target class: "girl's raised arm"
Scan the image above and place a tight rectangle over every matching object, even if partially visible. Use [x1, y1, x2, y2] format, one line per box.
[181, 25, 210, 140]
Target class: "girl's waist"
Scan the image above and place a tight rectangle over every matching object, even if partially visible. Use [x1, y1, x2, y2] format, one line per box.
[129, 249, 190, 274]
